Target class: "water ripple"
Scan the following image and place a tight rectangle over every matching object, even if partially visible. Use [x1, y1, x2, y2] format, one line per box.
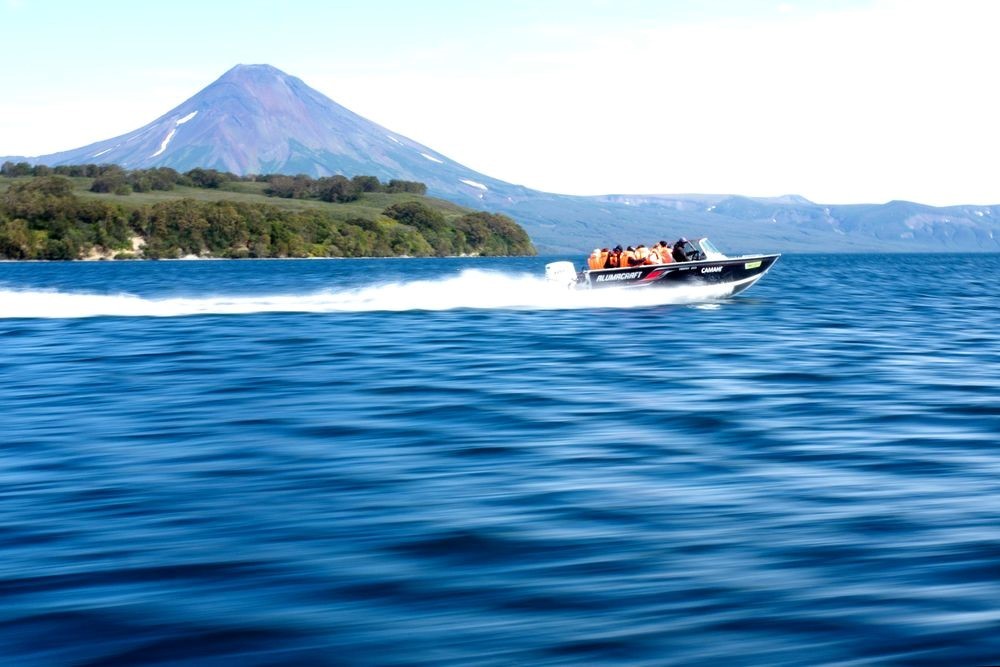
[1, 254, 999, 665]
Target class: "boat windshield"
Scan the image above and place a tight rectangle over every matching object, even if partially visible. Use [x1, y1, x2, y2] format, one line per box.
[697, 238, 727, 260]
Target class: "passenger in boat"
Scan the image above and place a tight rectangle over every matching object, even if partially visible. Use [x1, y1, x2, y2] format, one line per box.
[587, 248, 602, 270]
[621, 246, 636, 267]
[649, 241, 669, 264]
[634, 244, 650, 265]
[656, 241, 675, 263]
[672, 238, 690, 262]
[605, 245, 622, 268]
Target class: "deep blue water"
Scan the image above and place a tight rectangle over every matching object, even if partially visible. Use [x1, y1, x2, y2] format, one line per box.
[1, 254, 998, 666]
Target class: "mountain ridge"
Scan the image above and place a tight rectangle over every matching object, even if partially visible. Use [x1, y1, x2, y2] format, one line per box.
[4, 64, 998, 253]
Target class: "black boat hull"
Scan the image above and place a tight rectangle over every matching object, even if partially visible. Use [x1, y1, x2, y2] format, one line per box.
[581, 254, 780, 295]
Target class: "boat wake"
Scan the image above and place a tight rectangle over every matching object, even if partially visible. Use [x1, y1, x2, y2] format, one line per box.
[1, 269, 738, 319]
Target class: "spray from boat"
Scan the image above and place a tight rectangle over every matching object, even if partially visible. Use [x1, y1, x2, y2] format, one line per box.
[0, 268, 743, 320]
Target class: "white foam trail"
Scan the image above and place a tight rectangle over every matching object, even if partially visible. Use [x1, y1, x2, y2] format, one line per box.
[0, 269, 732, 319]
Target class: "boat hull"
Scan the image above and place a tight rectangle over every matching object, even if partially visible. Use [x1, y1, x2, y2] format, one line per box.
[581, 254, 780, 295]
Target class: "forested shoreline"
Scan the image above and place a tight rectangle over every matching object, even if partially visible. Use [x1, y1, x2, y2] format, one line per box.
[0, 163, 535, 260]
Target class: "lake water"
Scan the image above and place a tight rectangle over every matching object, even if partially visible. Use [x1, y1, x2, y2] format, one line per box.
[1, 254, 998, 665]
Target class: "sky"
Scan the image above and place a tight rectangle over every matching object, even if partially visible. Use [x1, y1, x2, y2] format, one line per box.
[1, 0, 997, 205]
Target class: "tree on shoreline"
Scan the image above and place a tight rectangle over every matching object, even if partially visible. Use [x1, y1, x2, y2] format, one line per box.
[0, 170, 535, 259]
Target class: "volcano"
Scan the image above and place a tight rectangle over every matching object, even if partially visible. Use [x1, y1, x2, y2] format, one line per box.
[30, 64, 528, 208]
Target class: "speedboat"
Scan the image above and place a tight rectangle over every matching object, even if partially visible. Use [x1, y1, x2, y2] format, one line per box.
[545, 238, 779, 297]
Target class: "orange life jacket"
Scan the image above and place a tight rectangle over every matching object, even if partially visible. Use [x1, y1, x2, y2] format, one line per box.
[587, 251, 602, 270]
[654, 245, 673, 263]
[635, 246, 650, 264]
[621, 250, 635, 267]
[606, 251, 620, 268]
[599, 250, 609, 268]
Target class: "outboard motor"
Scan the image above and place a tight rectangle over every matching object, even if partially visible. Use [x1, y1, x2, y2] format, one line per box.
[545, 261, 579, 289]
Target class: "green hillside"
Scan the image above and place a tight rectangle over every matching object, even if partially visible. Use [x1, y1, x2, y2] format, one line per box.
[0, 168, 535, 260]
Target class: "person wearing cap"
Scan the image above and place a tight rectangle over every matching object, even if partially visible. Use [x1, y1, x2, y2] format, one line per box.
[672, 238, 690, 262]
